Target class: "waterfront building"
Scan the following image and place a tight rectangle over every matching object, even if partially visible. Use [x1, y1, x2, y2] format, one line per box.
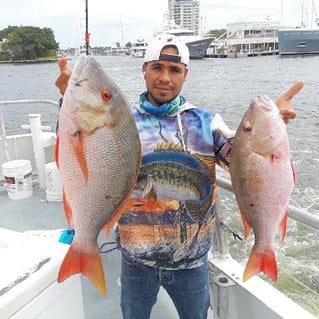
[171, 0, 200, 35]
[221, 18, 280, 57]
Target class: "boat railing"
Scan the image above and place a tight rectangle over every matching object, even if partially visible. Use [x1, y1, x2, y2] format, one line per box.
[0, 99, 59, 188]
[212, 176, 318, 318]
[216, 175, 319, 232]
[0, 99, 59, 152]
[0, 99, 59, 141]
[1, 99, 318, 232]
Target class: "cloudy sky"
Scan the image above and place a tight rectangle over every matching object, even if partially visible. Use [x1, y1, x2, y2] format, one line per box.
[0, 0, 314, 48]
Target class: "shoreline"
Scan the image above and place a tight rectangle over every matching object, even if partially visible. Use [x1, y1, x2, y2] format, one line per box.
[0, 58, 58, 64]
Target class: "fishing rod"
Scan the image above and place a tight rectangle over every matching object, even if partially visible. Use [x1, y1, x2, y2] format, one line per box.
[85, 0, 90, 55]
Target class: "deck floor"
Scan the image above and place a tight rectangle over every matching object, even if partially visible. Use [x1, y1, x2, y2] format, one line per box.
[1, 186, 212, 318]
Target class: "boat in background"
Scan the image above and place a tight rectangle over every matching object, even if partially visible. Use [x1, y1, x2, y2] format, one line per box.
[154, 22, 213, 59]
[75, 45, 93, 56]
[129, 39, 148, 58]
[153, 0, 213, 59]
[278, 0, 319, 55]
[278, 27, 319, 55]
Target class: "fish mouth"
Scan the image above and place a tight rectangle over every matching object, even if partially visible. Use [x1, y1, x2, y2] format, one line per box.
[254, 95, 273, 109]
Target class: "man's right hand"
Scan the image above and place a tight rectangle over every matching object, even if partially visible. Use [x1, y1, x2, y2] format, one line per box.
[55, 57, 72, 95]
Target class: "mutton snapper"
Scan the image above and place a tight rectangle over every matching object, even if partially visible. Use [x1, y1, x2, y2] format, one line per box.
[55, 55, 141, 296]
[229, 95, 295, 282]
[131, 142, 213, 223]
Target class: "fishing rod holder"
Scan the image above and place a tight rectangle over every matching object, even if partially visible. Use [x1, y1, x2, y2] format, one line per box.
[21, 113, 56, 189]
[209, 255, 236, 319]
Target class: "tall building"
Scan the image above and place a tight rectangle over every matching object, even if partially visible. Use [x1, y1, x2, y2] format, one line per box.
[168, 0, 201, 35]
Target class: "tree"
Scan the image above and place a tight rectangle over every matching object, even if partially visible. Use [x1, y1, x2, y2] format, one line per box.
[0, 26, 59, 61]
[207, 29, 227, 39]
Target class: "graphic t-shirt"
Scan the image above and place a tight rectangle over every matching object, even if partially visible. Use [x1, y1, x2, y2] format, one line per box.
[117, 95, 234, 269]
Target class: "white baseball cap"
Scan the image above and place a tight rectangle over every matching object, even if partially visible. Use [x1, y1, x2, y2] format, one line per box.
[144, 35, 190, 66]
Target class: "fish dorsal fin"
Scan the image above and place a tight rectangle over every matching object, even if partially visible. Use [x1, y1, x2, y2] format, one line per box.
[154, 141, 185, 152]
[194, 154, 215, 178]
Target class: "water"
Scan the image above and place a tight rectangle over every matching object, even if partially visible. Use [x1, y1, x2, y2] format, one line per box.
[0, 55, 318, 316]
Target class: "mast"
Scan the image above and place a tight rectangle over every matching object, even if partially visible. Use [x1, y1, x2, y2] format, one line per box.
[280, 0, 283, 25]
[85, 0, 90, 55]
[312, 0, 319, 26]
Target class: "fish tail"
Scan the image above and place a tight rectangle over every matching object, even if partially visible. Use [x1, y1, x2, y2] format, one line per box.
[243, 246, 277, 282]
[57, 242, 106, 297]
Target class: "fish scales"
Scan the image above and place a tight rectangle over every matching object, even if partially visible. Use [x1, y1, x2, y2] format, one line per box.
[132, 143, 212, 222]
[56, 55, 141, 296]
[140, 161, 203, 199]
[229, 95, 295, 282]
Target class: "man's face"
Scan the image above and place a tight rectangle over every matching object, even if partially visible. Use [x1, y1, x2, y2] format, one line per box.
[143, 46, 188, 106]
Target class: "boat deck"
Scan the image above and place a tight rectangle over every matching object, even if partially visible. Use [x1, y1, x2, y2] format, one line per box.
[0, 185, 208, 318]
[1, 180, 318, 319]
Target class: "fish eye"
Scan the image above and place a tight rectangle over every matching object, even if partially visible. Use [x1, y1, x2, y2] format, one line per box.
[101, 89, 112, 101]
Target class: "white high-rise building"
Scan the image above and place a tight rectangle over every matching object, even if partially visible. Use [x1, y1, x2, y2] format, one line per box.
[168, 0, 200, 35]
[160, 1, 212, 59]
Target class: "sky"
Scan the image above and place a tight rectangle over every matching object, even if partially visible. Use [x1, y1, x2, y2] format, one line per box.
[0, 0, 314, 49]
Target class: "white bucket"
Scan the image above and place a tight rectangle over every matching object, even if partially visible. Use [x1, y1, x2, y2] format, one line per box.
[45, 162, 62, 202]
[1, 160, 33, 200]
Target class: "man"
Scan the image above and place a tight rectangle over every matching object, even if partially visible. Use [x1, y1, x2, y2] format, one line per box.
[55, 36, 303, 319]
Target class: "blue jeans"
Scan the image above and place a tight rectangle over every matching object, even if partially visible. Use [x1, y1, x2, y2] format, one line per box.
[120, 257, 210, 319]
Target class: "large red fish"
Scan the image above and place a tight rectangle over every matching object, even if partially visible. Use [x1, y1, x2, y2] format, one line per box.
[55, 55, 141, 296]
[229, 95, 296, 282]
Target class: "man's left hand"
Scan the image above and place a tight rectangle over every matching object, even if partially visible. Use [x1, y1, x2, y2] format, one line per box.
[275, 80, 304, 123]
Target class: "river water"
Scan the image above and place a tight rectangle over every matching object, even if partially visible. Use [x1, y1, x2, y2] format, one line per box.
[0, 54, 318, 316]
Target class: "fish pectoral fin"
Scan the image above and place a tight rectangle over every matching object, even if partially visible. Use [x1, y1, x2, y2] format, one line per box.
[63, 190, 73, 227]
[146, 185, 158, 203]
[101, 195, 133, 239]
[243, 246, 278, 282]
[55, 135, 60, 168]
[291, 160, 296, 185]
[136, 183, 169, 210]
[68, 132, 89, 184]
[57, 242, 106, 297]
[279, 209, 288, 242]
[239, 208, 252, 240]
